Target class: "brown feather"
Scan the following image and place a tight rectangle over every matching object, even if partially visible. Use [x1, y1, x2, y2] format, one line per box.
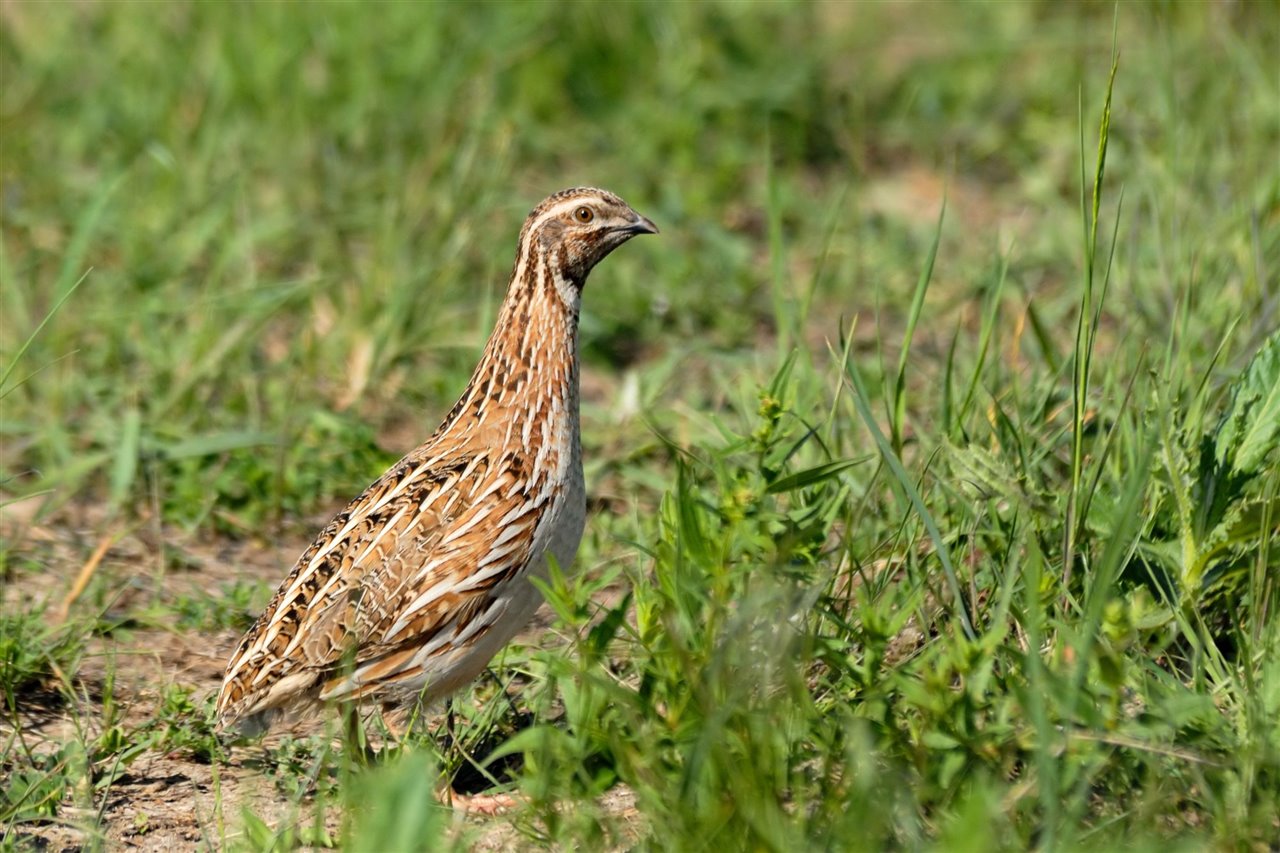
[215, 188, 656, 734]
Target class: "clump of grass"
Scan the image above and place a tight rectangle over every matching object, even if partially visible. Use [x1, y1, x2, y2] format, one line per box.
[337, 750, 445, 853]
[1, 738, 91, 827]
[153, 410, 398, 535]
[171, 581, 273, 634]
[143, 685, 224, 764]
[0, 606, 85, 714]
[504, 313, 1277, 849]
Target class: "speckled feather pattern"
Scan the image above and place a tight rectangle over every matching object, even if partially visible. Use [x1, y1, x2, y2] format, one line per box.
[216, 188, 656, 734]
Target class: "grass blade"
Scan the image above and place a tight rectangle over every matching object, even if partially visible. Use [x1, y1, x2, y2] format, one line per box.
[891, 200, 945, 457]
[1064, 48, 1120, 592]
[844, 344, 975, 640]
[0, 270, 92, 396]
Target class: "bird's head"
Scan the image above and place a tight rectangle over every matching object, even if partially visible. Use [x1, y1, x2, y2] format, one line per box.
[519, 187, 658, 292]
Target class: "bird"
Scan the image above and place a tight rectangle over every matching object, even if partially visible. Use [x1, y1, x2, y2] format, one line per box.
[216, 187, 657, 739]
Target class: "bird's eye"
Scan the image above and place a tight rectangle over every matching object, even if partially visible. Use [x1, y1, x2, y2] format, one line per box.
[573, 206, 594, 223]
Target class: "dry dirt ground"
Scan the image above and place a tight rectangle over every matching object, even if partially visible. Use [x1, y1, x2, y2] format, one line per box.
[2, 499, 638, 851]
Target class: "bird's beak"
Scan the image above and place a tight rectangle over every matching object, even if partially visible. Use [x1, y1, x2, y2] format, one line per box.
[623, 214, 659, 236]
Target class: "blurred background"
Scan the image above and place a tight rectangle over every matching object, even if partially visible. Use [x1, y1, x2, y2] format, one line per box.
[2, 1, 1275, 525]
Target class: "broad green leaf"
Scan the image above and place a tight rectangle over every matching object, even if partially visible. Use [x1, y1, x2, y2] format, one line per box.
[1215, 330, 1280, 478]
[946, 440, 1051, 514]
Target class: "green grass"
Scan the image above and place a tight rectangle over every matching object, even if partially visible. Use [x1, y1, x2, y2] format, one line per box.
[2, 1, 1278, 850]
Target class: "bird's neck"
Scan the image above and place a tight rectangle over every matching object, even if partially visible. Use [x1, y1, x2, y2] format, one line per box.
[438, 250, 581, 439]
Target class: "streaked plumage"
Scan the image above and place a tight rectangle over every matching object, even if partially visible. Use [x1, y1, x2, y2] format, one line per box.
[216, 188, 657, 735]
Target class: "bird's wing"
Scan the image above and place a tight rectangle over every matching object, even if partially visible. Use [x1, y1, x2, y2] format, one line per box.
[216, 444, 546, 725]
